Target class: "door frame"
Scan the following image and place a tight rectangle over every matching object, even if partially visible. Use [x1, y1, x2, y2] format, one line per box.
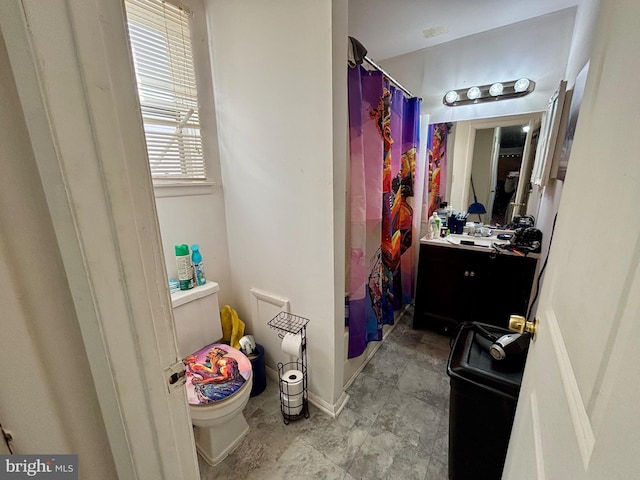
[486, 125, 501, 220]
[510, 117, 540, 220]
[0, 1, 199, 478]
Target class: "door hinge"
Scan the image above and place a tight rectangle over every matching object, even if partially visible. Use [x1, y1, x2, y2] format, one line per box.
[164, 361, 187, 393]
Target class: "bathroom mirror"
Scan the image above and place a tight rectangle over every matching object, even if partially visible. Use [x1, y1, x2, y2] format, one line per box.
[447, 112, 542, 226]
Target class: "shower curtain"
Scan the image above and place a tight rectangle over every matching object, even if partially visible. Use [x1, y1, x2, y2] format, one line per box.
[347, 65, 420, 359]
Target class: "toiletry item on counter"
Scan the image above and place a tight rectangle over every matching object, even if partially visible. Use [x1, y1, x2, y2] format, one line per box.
[429, 212, 441, 239]
[175, 244, 194, 290]
[191, 244, 206, 286]
[436, 202, 449, 227]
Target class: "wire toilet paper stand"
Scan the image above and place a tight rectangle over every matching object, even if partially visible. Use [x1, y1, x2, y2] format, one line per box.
[268, 311, 309, 424]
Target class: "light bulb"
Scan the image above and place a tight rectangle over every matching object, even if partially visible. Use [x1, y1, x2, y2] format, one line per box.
[467, 87, 481, 100]
[445, 90, 459, 104]
[514, 78, 530, 93]
[489, 83, 504, 96]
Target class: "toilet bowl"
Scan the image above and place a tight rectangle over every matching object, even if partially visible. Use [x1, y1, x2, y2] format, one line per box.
[172, 282, 253, 466]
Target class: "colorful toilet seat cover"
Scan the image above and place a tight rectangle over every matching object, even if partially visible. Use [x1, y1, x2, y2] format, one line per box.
[183, 343, 252, 405]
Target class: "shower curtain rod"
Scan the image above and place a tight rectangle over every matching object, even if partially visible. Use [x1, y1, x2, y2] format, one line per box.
[363, 55, 421, 100]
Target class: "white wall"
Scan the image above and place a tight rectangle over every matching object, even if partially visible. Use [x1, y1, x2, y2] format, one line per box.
[153, 0, 233, 308]
[0, 30, 117, 478]
[331, 0, 349, 398]
[533, 0, 601, 255]
[565, 0, 601, 86]
[205, 0, 344, 407]
[155, 191, 233, 306]
[380, 8, 576, 124]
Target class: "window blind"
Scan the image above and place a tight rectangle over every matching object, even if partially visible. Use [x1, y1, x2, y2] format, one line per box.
[125, 0, 206, 180]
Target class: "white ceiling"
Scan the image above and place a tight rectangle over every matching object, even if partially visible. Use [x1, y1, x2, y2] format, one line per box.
[348, 0, 584, 61]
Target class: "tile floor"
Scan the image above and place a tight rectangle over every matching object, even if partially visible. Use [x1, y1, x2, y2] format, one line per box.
[200, 308, 452, 480]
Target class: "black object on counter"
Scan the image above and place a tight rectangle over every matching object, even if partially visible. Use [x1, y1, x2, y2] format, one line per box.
[447, 322, 528, 480]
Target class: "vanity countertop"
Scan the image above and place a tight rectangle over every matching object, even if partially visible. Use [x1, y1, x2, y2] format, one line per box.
[420, 233, 540, 259]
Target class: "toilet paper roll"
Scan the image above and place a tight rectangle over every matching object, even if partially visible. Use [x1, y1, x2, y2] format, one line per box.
[280, 369, 304, 397]
[282, 393, 303, 415]
[281, 332, 302, 358]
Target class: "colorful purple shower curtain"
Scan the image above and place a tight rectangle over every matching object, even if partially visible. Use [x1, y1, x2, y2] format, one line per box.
[347, 65, 420, 359]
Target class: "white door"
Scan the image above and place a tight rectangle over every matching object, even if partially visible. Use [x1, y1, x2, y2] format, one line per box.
[503, 2, 640, 479]
[0, 1, 199, 478]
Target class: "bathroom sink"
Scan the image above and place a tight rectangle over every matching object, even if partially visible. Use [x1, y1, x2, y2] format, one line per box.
[445, 233, 510, 248]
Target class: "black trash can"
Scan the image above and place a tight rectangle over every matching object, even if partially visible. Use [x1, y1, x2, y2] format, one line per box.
[447, 322, 528, 480]
[249, 343, 266, 397]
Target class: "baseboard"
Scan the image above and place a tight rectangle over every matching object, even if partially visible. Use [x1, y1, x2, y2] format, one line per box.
[265, 366, 350, 418]
[263, 304, 410, 420]
[266, 365, 279, 382]
[308, 390, 350, 418]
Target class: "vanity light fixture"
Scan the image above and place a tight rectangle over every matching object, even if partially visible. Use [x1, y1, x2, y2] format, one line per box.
[514, 77, 531, 93]
[489, 82, 504, 96]
[466, 86, 481, 100]
[445, 90, 459, 104]
[443, 78, 535, 107]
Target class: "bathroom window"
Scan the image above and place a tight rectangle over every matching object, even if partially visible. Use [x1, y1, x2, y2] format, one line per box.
[125, 0, 206, 180]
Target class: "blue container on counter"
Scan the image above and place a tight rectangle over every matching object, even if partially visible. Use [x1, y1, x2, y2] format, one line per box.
[449, 216, 465, 234]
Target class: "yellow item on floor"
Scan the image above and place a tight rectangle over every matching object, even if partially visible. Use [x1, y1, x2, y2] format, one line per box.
[220, 305, 245, 350]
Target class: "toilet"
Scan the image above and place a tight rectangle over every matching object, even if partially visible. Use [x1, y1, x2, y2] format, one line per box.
[171, 282, 253, 466]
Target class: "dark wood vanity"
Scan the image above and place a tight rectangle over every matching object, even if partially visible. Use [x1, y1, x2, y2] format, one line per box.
[413, 239, 538, 334]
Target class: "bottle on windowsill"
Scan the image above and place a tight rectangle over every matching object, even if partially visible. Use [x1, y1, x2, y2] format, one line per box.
[191, 244, 206, 286]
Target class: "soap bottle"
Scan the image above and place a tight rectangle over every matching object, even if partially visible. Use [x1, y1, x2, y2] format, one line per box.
[175, 244, 193, 291]
[191, 244, 206, 286]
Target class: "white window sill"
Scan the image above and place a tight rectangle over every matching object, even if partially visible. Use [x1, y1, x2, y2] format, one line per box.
[153, 180, 215, 198]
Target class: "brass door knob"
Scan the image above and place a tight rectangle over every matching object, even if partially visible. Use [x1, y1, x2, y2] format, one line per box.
[508, 315, 538, 340]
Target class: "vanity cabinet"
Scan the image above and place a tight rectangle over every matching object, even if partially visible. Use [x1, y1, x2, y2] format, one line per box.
[413, 243, 537, 333]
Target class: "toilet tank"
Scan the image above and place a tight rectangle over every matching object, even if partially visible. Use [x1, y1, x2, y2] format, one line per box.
[171, 282, 223, 359]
